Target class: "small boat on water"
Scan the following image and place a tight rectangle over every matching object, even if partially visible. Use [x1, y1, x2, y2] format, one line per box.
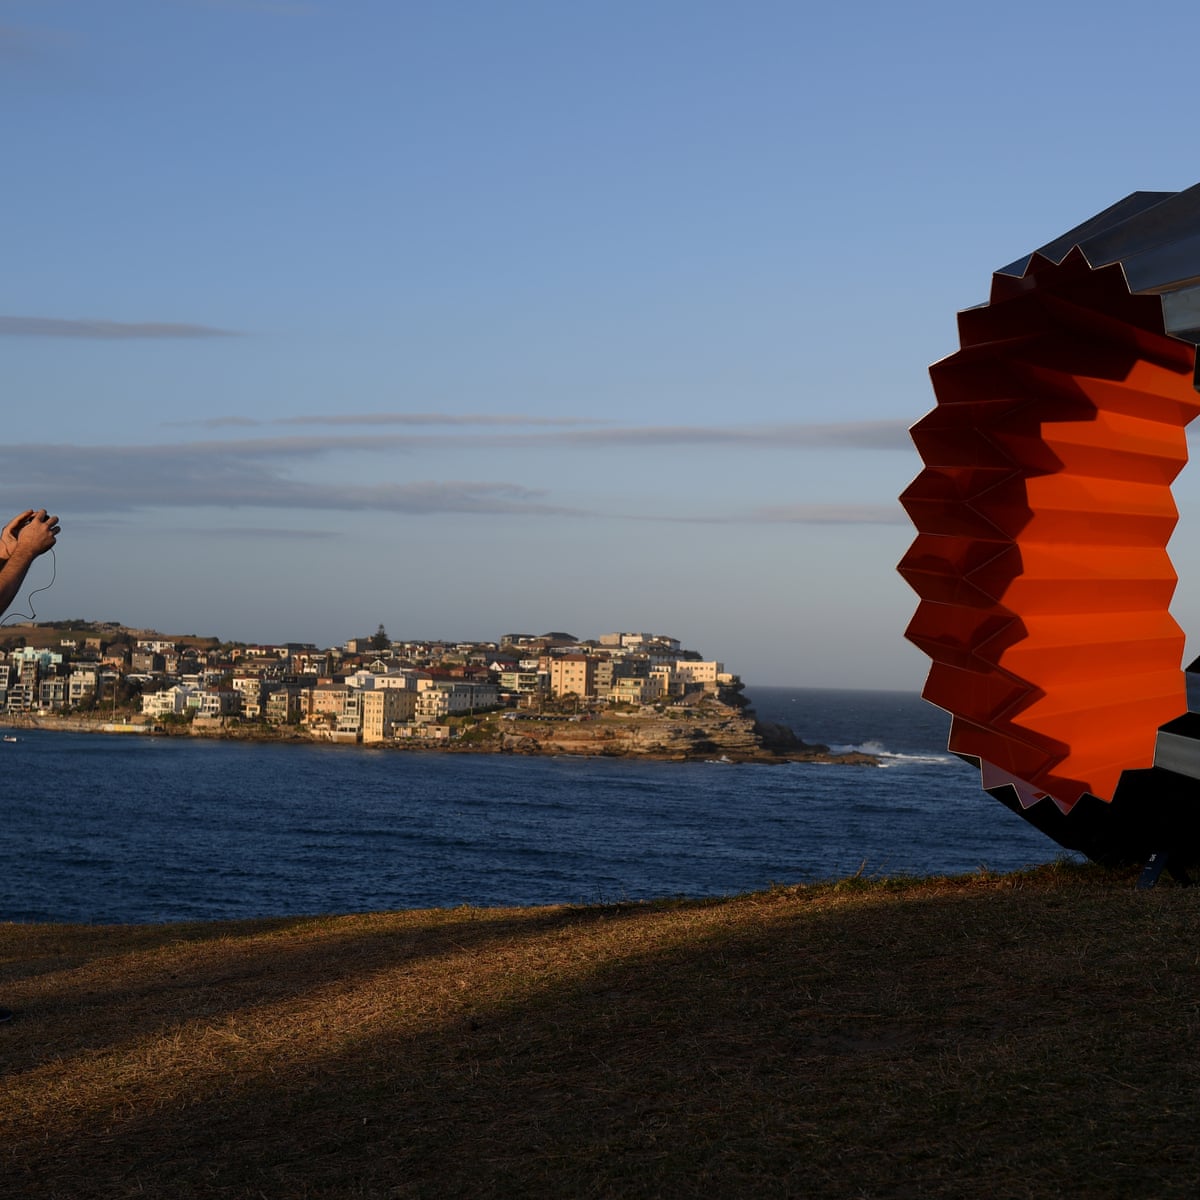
[2, 735, 19, 743]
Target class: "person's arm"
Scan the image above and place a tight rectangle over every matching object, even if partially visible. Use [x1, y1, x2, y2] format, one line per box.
[0, 511, 35, 562]
[0, 510, 59, 616]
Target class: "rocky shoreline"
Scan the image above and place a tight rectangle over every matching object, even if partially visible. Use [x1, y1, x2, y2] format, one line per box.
[0, 702, 879, 766]
[494, 708, 878, 764]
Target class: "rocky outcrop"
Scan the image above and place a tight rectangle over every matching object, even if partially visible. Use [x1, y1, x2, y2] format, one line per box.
[497, 703, 877, 765]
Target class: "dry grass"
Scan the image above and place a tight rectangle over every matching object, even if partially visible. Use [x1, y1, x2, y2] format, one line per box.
[3, 862, 1200, 1198]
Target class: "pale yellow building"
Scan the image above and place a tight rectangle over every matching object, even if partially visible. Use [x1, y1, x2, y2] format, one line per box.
[674, 660, 724, 690]
[361, 688, 418, 742]
[611, 674, 664, 705]
[309, 683, 350, 719]
[549, 654, 598, 699]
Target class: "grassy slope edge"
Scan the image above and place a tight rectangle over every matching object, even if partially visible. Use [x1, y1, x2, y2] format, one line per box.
[2, 862, 1198, 1199]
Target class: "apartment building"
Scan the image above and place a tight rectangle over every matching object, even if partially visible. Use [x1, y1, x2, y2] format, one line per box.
[547, 654, 598, 699]
[69, 665, 101, 706]
[336, 690, 363, 736]
[497, 669, 544, 695]
[599, 633, 681, 653]
[265, 686, 304, 724]
[142, 686, 195, 717]
[674, 660, 724, 690]
[230, 675, 265, 718]
[594, 655, 651, 698]
[361, 688, 418, 742]
[188, 689, 241, 718]
[308, 682, 351, 722]
[415, 679, 499, 722]
[10, 647, 63, 672]
[611, 674, 664, 705]
[652, 665, 685, 698]
[39, 676, 68, 709]
[371, 670, 420, 690]
[136, 639, 176, 656]
[6, 659, 40, 711]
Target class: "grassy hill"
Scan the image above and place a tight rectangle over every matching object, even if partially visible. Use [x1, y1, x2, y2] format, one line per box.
[0, 620, 222, 653]
[3, 863, 1199, 1198]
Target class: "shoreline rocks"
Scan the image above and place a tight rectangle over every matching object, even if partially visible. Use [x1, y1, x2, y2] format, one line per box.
[0, 703, 880, 766]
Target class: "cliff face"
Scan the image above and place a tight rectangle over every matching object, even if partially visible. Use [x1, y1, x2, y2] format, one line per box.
[498, 702, 877, 765]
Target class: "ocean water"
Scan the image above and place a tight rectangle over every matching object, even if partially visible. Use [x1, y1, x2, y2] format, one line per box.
[0, 687, 1074, 924]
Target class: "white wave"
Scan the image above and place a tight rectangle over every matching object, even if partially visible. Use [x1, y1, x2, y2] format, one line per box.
[875, 753, 963, 769]
[845, 740, 888, 756]
[830, 741, 960, 767]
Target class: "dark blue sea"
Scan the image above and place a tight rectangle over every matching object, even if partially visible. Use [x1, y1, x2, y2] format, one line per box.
[0, 687, 1076, 925]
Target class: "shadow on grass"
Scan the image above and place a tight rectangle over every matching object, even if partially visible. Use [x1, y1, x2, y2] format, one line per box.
[0, 902, 661, 1068]
[4, 867, 1200, 1199]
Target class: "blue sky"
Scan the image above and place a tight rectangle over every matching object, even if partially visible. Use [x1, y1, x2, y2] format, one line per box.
[5, 0, 1200, 688]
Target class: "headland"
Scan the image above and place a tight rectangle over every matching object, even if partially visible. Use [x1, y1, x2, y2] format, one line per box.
[0, 620, 878, 764]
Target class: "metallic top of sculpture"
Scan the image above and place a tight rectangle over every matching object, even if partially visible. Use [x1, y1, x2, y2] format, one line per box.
[996, 185, 1200, 346]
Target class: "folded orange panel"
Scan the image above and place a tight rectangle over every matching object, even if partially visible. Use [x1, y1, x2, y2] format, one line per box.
[902, 249, 1200, 813]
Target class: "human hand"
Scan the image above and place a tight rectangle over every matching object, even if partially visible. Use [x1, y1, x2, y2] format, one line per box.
[0, 511, 35, 560]
[13, 510, 59, 558]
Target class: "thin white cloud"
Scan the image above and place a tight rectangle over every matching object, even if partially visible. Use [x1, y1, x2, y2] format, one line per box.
[274, 412, 609, 429]
[169, 416, 264, 429]
[0, 316, 240, 339]
[635, 503, 908, 526]
[526, 420, 910, 451]
[164, 416, 907, 448]
[158, 418, 910, 452]
[0, 443, 580, 516]
[173, 412, 609, 430]
[748, 503, 908, 525]
[0, 420, 906, 521]
[164, 526, 338, 540]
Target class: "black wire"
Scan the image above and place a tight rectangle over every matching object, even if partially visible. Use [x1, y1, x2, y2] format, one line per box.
[0, 548, 57, 626]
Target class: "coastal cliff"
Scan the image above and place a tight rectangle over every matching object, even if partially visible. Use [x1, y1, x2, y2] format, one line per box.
[494, 701, 876, 764]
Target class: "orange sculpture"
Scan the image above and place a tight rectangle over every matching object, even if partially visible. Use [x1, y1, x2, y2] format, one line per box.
[900, 188, 1200, 870]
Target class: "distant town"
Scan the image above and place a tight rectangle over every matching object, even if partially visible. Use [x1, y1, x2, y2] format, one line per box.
[0, 622, 746, 745]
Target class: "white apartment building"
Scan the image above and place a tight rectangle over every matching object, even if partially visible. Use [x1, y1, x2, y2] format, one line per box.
[600, 633, 682, 652]
[69, 665, 101, 706]
[9, 647, 63, 670]
[136, 639, 177, 655]
[415, 679, 499, 722]
[498, 669, 544, 695]
[188, 688, 242, 718]
[142, 685, 196, 717]
[368, 669, 421, 691]
[336, 690, 363, 735]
